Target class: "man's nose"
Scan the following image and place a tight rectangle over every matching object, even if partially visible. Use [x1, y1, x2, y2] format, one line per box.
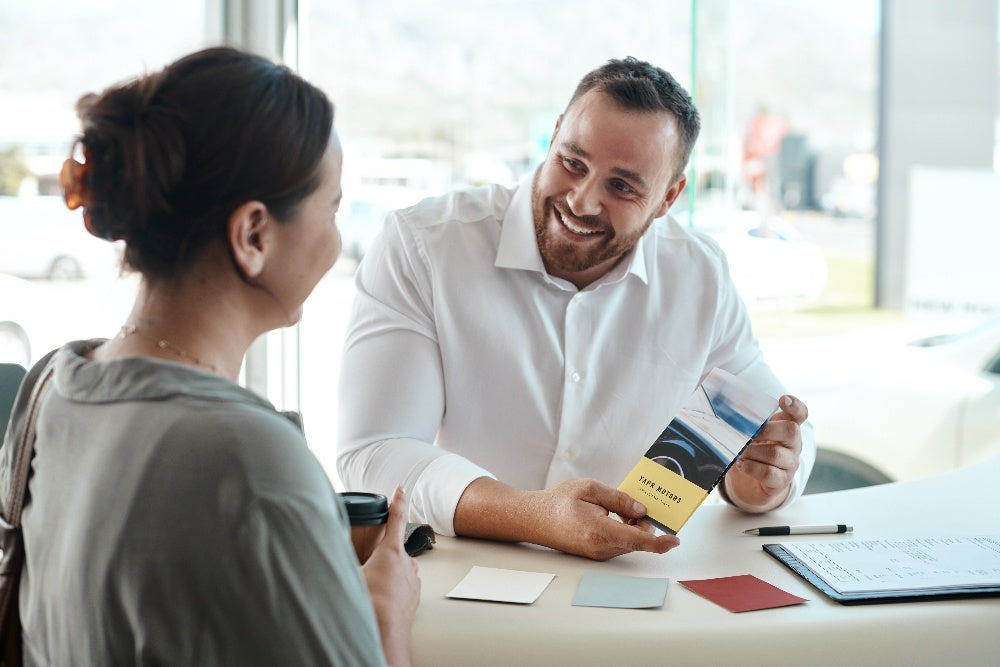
[566, 176, 603, 218]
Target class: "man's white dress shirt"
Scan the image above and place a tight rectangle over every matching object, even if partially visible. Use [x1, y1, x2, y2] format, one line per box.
[337, 176, 815, 535]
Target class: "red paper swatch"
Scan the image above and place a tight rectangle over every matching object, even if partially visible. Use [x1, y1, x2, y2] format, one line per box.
[678, 574, 808, 612]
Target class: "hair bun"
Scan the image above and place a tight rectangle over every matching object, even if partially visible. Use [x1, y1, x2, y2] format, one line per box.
[75, 73, 186, 244]
[66, 47, 333, 278]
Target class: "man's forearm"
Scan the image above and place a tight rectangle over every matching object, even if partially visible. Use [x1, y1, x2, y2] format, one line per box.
[452, 477, 542, 544]
[452, 476, 682, 560]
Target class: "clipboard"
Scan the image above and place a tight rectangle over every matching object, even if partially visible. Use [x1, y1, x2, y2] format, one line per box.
[763, 543, 1000, 605]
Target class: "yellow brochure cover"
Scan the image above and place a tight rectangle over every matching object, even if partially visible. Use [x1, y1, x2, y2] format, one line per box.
[618, 368, 776, 534]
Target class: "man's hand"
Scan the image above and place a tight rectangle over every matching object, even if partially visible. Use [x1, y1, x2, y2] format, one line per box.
[454, 477, 680, 561]
[722, 394, 808, 513]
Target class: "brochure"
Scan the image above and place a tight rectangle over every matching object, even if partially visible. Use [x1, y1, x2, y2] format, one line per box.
[618, 368, 777, 534]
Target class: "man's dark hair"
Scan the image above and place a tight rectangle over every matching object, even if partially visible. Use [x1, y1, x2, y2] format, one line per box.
[566, 56, 701, 180]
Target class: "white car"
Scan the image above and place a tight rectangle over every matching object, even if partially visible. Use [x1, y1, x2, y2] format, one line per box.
[338, 198, 391, 263]
[0, 196, 121, 280]
[0, 273, 44, 367]
[671, 208, 829, 306]
[765, 317, 1000, 492]
[337, 185, 435, 264]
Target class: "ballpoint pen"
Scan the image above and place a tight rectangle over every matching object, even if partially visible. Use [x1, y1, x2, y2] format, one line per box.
[743, 524, 853, 536]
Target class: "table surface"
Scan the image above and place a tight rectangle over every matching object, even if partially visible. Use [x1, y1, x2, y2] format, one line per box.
[410, 455, 1000, 667]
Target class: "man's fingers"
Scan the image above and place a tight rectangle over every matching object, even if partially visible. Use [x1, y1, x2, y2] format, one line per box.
[580, 480, 647, 520]
[601, 519, 679, 557]
[626, 517, 658, 534]
[771, 394, 808, 424]
[749, 424, 802, 458]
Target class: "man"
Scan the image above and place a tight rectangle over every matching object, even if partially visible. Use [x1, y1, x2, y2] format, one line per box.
[337, 57, 814, 561]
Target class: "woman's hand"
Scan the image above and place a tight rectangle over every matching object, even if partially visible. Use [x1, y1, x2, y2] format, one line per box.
[362, 486, 421, 667]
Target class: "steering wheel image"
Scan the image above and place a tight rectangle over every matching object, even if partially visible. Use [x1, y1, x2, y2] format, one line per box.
[646, 419, 729, 490]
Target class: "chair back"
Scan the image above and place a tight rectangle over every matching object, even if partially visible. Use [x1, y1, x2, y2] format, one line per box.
[0, 363, 27, 443]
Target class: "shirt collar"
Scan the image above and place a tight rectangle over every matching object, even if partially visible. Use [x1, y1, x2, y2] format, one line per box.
[55, 340, 279, 412]
[494, 169, 650, 288]
[495, 172, 545, 273]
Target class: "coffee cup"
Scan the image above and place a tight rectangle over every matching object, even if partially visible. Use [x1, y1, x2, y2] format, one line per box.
[339, 492, 389, 564]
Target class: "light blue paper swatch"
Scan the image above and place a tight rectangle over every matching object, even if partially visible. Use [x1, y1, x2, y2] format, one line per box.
[571, 571, 669, 609]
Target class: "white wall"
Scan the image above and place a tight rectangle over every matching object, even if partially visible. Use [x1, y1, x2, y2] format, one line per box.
[877, 0, 998, 309]
[906, 167, 1000, 317]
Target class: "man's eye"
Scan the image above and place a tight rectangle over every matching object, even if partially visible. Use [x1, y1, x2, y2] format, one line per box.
[611, 180, 635, 195]
[563, 157, 585, 173]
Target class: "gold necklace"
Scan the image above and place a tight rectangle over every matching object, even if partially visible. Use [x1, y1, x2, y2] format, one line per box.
[118, 324, 220, 374]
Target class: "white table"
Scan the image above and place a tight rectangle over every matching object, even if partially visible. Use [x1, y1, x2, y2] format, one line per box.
[411, 455, 1000, 666]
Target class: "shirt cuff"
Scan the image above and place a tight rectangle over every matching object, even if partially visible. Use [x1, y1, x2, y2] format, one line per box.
[409, 453, 496, 536]
[779, 420, 817, 509]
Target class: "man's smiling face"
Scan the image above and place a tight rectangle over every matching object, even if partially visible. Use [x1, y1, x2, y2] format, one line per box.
[531, 89, 687, 289]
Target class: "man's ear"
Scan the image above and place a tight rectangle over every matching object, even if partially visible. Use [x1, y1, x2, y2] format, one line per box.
[227, 201, 269, 281]
[655, 175, 687, 219]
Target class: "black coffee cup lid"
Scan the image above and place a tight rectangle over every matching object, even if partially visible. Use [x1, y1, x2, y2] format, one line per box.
[340, 492, 389, 525]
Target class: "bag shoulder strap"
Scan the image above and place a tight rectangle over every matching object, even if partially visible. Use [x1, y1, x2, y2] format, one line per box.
[0, 349, 58, 529]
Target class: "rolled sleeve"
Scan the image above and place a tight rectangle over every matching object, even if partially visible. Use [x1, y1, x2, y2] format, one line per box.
[337, 212, 489, 534]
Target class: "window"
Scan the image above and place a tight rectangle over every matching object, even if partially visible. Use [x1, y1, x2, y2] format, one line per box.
[0, 0, 212, 365]
[3, 1, 996, 489]
[299, 0, 881, 484]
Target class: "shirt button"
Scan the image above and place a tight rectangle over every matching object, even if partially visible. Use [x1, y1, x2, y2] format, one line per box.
[571, 372, 581, 382]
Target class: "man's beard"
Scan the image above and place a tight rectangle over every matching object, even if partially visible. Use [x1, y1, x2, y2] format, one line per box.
[531, 178, 653, 277]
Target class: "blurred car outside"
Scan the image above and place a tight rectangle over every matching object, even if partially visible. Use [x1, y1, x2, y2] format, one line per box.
[671, 207, 829, 308]
[818, 151, 878, 221]
[337, 186, 437, 264]
[0, 272, 45, 367]
[0, 196, 122, 281]
[337, 153, 449, 265]
[765, 316, 1000, 492]
[338, 197, 391, 263]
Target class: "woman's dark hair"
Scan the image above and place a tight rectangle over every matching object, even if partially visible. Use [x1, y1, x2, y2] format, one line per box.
[566, 56, 700, 183]
[73, 46, 334, 278]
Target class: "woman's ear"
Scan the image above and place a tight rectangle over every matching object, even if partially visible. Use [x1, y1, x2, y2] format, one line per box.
[227, 201, 269, 282]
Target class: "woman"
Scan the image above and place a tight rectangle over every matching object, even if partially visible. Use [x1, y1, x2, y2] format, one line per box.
[1, 47, 418, 666]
